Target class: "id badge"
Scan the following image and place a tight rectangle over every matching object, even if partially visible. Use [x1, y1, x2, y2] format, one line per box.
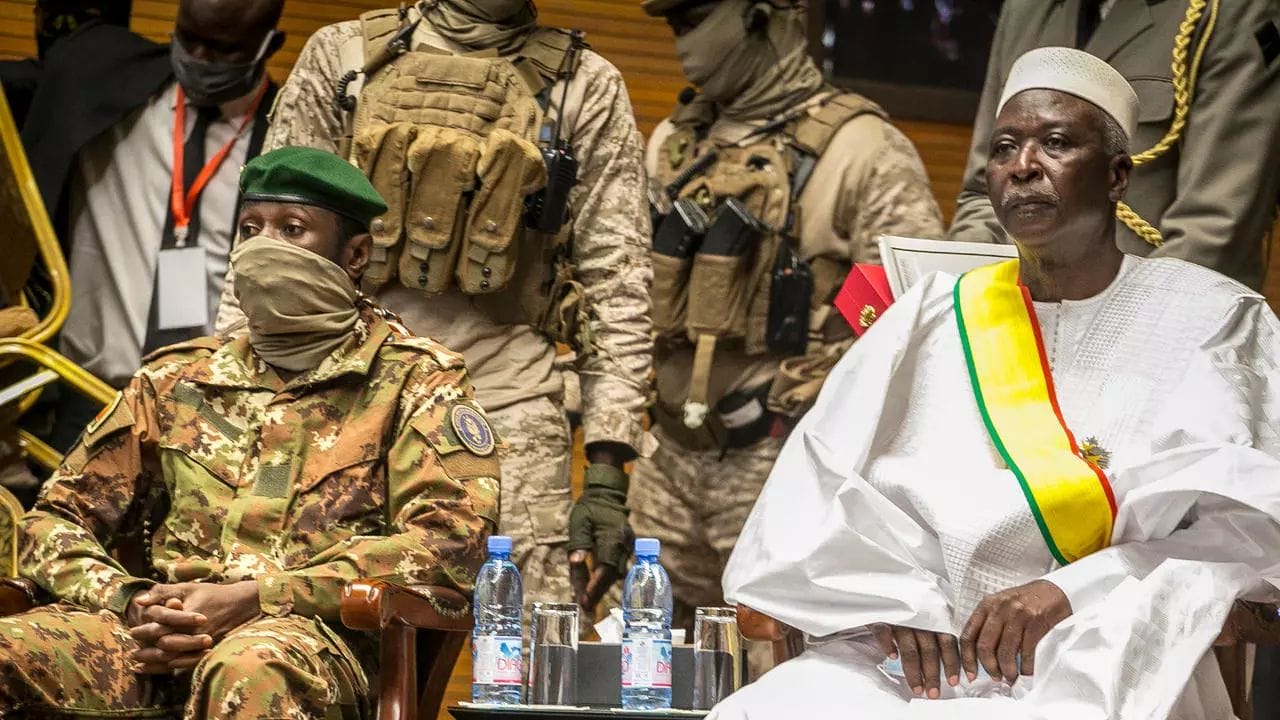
[157, 246, 209, 330]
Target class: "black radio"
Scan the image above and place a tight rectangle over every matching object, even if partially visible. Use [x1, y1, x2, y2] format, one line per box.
[526, 146, 579, 234]
[766, 242, 813, 355]
[524, 29, 585, 234]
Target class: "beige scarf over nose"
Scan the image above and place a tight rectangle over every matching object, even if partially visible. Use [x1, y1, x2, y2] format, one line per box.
[423, 0, 538, 55]
[231, 235, 360, 372]
[675, 0, 825, 121]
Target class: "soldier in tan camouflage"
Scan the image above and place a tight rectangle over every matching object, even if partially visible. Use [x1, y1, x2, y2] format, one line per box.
[214, 0, 653, 620]
[631, 0, 945, 652]
[0, 147, 500, 718]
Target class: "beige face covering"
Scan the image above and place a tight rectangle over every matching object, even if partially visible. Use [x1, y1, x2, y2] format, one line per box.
[424, 0, 538, 55]
[675, 0, 825, 120]
[231, 235, 360, 373]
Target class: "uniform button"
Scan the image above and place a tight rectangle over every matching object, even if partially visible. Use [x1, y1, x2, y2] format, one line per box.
[372, 218, 385, 232]
[423, 216, 436, 230]
[480, 279, 491, 290]
[485, 220, 498, 233]
[418, 273, 428, 286]
[420, 261, 429, 272]
[481, 266, 492, 278]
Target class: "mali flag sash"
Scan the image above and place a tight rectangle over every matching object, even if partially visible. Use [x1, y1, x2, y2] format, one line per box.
[953, 259, 1116, 565]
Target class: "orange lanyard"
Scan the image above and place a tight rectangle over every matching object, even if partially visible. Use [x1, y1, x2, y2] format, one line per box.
[169, 83, 267, 245]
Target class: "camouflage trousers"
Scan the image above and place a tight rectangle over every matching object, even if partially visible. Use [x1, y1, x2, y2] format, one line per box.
[486, 397, 575, 619]
[630, 426, 783, 676]
[0, 604, 367, 719]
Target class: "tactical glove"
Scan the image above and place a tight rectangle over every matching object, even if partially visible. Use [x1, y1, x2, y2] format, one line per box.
[567, 463, 634, 609]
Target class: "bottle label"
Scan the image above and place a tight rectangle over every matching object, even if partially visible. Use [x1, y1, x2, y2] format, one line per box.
[473, 635, 523, 685]
[621, 638, 673, 689]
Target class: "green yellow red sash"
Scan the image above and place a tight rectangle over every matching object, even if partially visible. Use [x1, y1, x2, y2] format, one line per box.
[953, 260, 1116, 565]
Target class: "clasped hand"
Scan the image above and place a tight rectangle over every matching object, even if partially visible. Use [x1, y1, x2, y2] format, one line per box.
[872, 579, 1071, 698]
[124, 581, 260, 674]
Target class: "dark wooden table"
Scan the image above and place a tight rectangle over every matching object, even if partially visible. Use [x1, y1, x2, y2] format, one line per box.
[449, 706, 709, 720]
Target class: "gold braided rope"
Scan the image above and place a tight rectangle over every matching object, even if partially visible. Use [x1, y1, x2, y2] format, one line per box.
[1116, 0, 1220, 248]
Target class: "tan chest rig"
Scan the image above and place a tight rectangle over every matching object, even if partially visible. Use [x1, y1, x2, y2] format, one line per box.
[344, 9, 589, 351]
[650, 92, 885, 427]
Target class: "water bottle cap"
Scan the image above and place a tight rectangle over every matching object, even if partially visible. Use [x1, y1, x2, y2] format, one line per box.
[487, 535, 513, 554]
[634, 537, 660, 557]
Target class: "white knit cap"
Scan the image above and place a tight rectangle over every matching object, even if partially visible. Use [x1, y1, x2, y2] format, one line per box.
[997, 46, 1140, 139]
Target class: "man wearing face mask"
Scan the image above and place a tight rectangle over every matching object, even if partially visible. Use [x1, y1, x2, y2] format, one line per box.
[215, 0, 654, 620]
[3, 146, 500, 719]
[633, 0, 944, 645]
[20, 0, 285, 453]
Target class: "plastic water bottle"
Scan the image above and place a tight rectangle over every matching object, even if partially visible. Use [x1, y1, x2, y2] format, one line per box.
[621, 537, 674, 710]
[472, 535, 523, 705]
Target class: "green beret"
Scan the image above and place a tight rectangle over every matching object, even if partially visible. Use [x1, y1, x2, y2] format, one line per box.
[239, 146, 388, 227]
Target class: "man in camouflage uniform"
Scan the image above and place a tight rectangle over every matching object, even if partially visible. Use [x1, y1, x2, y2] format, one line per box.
[0, 147, 500, 718]
[214, 0, 652, 616]
[632, 0, 944, 639]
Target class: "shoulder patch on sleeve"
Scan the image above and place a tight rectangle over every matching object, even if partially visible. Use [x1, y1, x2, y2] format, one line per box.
[82, 392, 135, 450]
[410, 401, 502, 480]
[450, 404, 496, 456]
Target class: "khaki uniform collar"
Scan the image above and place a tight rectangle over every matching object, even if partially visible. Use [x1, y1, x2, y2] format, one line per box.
[189, 313, 392, 392]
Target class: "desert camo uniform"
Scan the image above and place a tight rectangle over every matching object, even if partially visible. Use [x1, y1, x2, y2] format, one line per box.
[633, 95, 945, 633]
[214, 16, 652, 616]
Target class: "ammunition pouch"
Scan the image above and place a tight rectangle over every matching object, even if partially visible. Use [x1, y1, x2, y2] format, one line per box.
[647, 91, 888, 427]
[460, 129, 547, 294]
[354, 122, 415, 289]
[650, 253, 691, 335]
[404, 126, 479, 292]
[348, 11, 590, 351]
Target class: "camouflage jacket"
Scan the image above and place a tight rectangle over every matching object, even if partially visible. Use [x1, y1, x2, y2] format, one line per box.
[20, 312, 501, 620]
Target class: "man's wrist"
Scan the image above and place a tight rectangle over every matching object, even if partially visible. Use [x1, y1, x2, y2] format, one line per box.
[109, 578, 157, 618]
[583, 463, 629, 494]
[584, 440, 635, 468]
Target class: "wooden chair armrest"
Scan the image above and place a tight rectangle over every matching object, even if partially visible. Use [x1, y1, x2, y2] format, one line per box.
[0, 577, 37, 616]
[341, 581, 473, 720]
[340, 580, 472, 633]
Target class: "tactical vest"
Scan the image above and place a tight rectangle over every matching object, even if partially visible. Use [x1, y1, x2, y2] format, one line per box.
[348, 10, 588, 350]
[650, 92, 887, 426]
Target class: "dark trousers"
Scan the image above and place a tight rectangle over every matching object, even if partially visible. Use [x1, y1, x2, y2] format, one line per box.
[1253, 646, 1280, 717]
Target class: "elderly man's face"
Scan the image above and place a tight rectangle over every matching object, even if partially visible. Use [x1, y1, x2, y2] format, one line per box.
[236, 201, 370, 283]
[987, 89, 1127, 253]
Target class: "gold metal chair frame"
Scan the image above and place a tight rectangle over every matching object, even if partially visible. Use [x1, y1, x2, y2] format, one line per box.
[0, 84, 115, 436]
[0, 77, 116, 576]
[0, 92, 69, 345]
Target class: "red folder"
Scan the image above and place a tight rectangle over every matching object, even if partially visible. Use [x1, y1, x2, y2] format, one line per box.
[835, 264, 894, 336]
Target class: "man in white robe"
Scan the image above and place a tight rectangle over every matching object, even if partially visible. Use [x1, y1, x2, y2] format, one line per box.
[711, 46, 1280, 720]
